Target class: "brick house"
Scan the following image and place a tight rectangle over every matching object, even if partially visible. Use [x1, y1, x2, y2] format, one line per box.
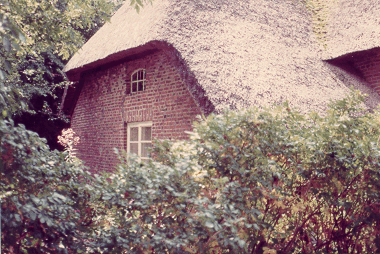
[62, 0, 380, 172]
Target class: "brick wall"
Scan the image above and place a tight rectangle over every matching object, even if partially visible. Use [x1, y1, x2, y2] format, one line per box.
[70, 49, 203, 173]
[352, 48, 380, 95]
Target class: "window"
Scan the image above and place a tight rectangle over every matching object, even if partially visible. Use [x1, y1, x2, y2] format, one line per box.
[131, 69, 146, 93]
[127, 122, 152, 162]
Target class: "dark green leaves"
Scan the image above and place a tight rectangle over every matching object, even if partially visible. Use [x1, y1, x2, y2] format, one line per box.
[3, 88, 380, 253]
[91, 89, 380, 253]
[0, 0, 118, 115]
[0, 119, 92, 253]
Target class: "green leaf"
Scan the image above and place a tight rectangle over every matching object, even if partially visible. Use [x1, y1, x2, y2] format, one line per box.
[205, 221, 214, 228]
[46, 219, 53, 227]
[18, 32, 26, 43]
[2, 36, 11, 52]
[14, 214, 21, 222]
[30, 212, 37, 221]
[238, 239, 246, 248]
[4, 60, 11, 72]
[0, 70, 5, 80]
[135, 4, 140, 13]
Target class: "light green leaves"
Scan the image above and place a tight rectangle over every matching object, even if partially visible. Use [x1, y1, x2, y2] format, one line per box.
[130, 0, 153, 13]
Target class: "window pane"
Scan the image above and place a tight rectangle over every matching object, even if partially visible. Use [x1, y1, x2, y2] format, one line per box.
[132, 83, 137, 92]
[138, 70, 144, 80]
[141, 127, 151, 141]
[138, 81, 144, 91]
[130, 143, 138, 155]
[141, 143, 152, 157]
[132, 72, 137, 81]
[130, 127, 139, 141]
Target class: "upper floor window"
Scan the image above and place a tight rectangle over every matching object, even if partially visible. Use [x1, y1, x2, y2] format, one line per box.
[131, 69, 146, 93]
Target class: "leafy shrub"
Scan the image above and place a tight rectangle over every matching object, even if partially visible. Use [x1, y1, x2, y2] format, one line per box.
[0, 120, 94, 253]
[191, 90, 380, 253]
[2, 90, 380, 254]
[90, 90, 380, 253]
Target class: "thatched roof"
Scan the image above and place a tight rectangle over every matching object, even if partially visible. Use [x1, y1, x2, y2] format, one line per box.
[323, 0, 380, 59]
[64, 0, 380, 113]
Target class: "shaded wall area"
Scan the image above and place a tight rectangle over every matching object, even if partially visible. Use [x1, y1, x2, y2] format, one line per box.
[328, 47, 380, 95]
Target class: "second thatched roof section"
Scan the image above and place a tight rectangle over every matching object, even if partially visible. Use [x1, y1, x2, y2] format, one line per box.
[323, 0, 380, 59]
[64, 0, 380, 113]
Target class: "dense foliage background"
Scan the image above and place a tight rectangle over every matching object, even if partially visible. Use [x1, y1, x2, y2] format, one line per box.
[3, 89, 380, 253]
[1, 0, 380, 253]
[87, 90, 380, 253]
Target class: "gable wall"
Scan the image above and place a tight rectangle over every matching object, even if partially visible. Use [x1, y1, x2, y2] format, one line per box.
[70, 50, 202, 173]
[352, 48, 380, 95]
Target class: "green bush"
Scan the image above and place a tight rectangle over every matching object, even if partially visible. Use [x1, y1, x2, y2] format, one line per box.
[91, 90, 380, 253]
[0, 120, 95, 253]
[2, 90, 380, 253]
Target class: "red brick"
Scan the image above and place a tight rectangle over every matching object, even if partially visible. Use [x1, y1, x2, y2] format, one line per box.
[353, 49, 380, 96]
[71, 50, 202, 173]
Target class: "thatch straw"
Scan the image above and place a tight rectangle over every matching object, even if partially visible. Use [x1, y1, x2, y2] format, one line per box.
[64, 0, 380, 113]
[323, 0, 380, 59]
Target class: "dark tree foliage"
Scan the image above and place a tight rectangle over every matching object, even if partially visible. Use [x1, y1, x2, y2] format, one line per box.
[2, 0, 149, 150]
[1, 0, 123, 150]
[12, 52, 69, 151]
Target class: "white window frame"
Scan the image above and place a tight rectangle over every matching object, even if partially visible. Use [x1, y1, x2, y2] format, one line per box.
[131, 68, 146, 93]
[127, 121, 152, 162]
